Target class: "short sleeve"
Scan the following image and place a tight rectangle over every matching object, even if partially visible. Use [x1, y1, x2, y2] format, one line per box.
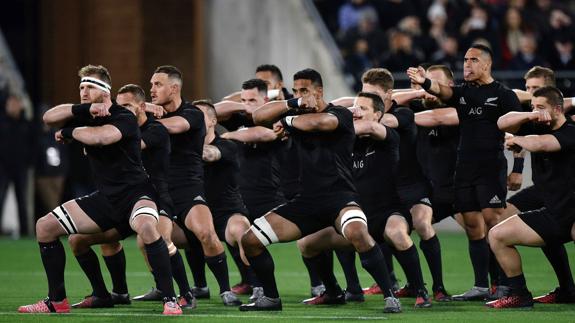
[499, 88, 522, 114]
[176, 105, 205, 131]
[392, 107, 414, 130]
[142, 123, 170, 149]
[445, 85, 464, 108]
[326, 106, 354, 134]
[552, 123, 575, 151]
[213, 138, 238, 163]
[220, 113, 253, 131]
[110, 111, 139, 139]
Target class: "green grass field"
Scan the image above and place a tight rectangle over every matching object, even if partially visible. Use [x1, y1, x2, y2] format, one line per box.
[1, 232, 574, 322]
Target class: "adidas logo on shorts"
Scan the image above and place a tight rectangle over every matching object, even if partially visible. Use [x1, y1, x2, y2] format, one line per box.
[489, 195, 501, 204]
[194, 195, 206, 202]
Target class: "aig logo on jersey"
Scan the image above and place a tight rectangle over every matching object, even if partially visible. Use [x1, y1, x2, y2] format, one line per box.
[468, 106, 483, 115]
[353, 159, 364, 169]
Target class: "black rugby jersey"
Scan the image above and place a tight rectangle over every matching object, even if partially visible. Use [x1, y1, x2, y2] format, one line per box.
[163, 101, 206, 189]
[352, 127, 401, 215]
[204, 136, 246, 214]
[446, 81, 521, 162]
[291, 105, 356, 196]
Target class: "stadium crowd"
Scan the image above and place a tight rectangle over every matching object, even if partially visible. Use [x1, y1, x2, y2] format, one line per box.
[314, 0, 575, 90]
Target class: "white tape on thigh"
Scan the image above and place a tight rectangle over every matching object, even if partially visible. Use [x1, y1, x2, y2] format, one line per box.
[340, 209, 367, 239]
[130, 206, 159, 223]
[251, 216, 279, 246]
[51, 205, 78, 235]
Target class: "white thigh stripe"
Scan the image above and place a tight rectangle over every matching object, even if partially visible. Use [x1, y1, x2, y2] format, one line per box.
[340, 209, 367, 239]
[130, 206, 159, 223]
[51, 205, 78, 235]
[251, 216, 279, 246]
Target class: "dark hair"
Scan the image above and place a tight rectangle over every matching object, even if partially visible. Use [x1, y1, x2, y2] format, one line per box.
[427, 65, 454, 81]
[256, 64, 284, 82]
[470, 43, 493, 60]
[293, 68, 323, 87]
[524, 66, 556, 86]
[192, 99, 217, 118]
[117, 84, 146, 102]
[361, 68, 394, 91]
[78, 65, 112, 87]
[532, 86, 564, 110]
[154, 65, 183, 85]
[242, 78, 268, 96]
[357, 91, 385, 112]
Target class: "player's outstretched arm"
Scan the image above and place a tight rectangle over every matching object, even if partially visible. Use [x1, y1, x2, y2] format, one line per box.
[220, 126, 278, 143]
[506, 135, 561, 153]
[407, 67, 453, 101]
[497, 111, 544, 134]
[392, 89, 426, 106]
[354, 120, 388, 140]
[157, 116, 190, 134]
[281, 112, 339, 132]
[252, 100, 292, 126]
[221, 91, 242, 103]
[214, 100, 249, 121]
[330, 96, 355, 108]
[56, 124, 122, 146]
[415, 108, 459, 127]
[202, 145, 222, 162]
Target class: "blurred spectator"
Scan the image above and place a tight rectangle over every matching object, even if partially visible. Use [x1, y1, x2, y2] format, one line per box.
[431, 34, 463, 72]
[340, 8, 386, 61]
[337, 0, 378, 34]
[34, 105, 68, 218]
[508, 33, 548, 70]
[398, 15, 436, 59]
[345, 38, 374, 91]
[0, 92, 33, 237]
[373, 0, 416, 30]
[550, 36, 575, 70]
[428, 1, 449, 44]
[460, 4, 501, 67]
[500, 7, 527, 66]
[381, 29, 423, 72]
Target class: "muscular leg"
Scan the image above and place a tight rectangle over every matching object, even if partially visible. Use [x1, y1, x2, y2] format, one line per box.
[335, 207, 395, 299]
[35, 200, 103, 302]
[412, 204, 444, 291]
[241, 212, 302, 299]
[385, 215, 425, 293]
[130, 200, 175, 300]
[184, 205, 231, 294]
[489, 215, 545, 294]
[462, 211, 489, 288]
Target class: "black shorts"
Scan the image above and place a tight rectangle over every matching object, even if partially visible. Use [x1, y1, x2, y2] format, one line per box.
[507, 185, 544, 212]
[454, 159, 507, 212]
[245, 199, 285, 222]
[75, 181, 159, 233]
[157, 192, 175, 219]
[212, 208, 249, 241]
[431, 186, 456, 223]
[114, 221, 136, 240]
[272, 191, 360, 237]
[396, 180, 432, 209]
[518, 208, 574, 245]
[367, 207, 411, 243]
[170, 184, 208, 223]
